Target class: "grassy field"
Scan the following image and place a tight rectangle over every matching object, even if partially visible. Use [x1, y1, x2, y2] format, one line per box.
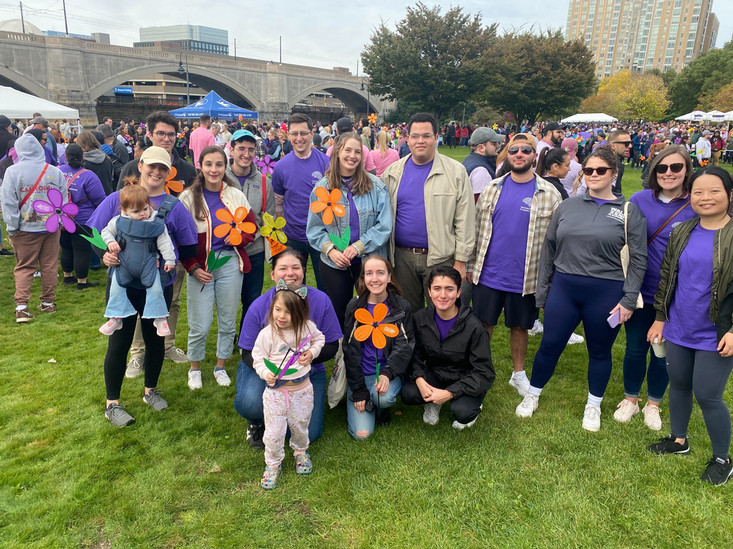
[1, 148, 733, 548]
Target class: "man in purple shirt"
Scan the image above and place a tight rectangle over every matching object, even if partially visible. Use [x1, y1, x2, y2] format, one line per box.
[272, 113, 330, 291]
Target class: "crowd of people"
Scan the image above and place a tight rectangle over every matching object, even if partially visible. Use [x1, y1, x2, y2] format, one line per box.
[1, 108, 732, 489]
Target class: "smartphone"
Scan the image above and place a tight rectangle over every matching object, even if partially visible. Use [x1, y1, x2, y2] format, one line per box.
[607, 310, 621, 328]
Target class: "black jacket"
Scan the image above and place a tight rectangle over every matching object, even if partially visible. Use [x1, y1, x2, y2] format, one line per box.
[344, 292, 415, 403]
[0, 127, 14, 159]
[410, 302, 495, 399]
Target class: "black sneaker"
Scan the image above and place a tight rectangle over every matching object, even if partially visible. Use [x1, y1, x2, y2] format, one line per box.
[77, 281, 100, 290]
[701, 456, 733, 486]
[63, 276, 77, 285]
[376, 408, 392, 426]
[648, 435, 690, 455]
[246, 423, 265, 449]
[0, 248, 13, 256]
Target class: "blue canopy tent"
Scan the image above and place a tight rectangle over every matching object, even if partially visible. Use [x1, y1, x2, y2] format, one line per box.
[169, 91, 258, 120]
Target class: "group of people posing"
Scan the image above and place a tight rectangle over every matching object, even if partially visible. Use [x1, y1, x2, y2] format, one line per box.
[2, 109, 732, 488]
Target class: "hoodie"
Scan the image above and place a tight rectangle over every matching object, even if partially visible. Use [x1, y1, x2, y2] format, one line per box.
[1, 133, 67, 235]
[83, 148, 115, 195]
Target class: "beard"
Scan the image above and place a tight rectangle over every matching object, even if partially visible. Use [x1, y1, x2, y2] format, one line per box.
[507, 156, 533, 174]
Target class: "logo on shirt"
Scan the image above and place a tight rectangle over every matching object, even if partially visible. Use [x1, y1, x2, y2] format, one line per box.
[520, 196, 533, 213]
[311, 171, 324, 185]
[607, 207, 624, 223]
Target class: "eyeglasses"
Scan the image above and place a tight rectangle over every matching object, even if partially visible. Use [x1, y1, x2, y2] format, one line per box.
[153, 131, 176, 140]
[614, 140, 632, 147]
[507, 145, 534, 155]
[582, 166, 612, 176]
[654, 163, 685, 174]
[408, 133, 435, 141]
[288, 131, 311, 138]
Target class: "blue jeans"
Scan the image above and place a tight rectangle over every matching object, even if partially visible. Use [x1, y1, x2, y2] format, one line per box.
[622, 303, 668, 402]
[346, 374, 403, 439]
[187, 249, 243, 361]
[234, 358, 327, 442]
[287, 238, 327, 293]
[105, 270, 168, 319]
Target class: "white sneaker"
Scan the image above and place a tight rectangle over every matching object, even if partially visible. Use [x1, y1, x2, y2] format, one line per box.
[642, 403, 662, 431]
[452, 405, 482, 430]
[508, 372, 530, 397]
[567, 332, 585, 345]
[164, 346, 189, 363]
[213, 368, 231, 387]
[528, 319, 544, 336]
[188, 369, 202, 390]
[582, 403, 601, 432]
[613, 399, 640, 423]
[125, 355, 144, 378]
[515, 394, 539, 418]
[423, 403, 442, 425]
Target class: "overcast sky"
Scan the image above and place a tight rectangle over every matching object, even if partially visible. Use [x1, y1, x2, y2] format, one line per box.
[1, 0, 731, 73]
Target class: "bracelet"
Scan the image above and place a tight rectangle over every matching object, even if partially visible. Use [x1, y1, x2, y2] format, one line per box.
[189, 265, 201, 274]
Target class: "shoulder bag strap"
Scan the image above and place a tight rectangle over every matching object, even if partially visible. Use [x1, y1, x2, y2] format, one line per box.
[647, 199, 691, 245]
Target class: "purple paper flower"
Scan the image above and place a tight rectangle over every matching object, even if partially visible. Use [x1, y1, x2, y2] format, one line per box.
[256, 156, 275, 176]
[32, 188, 78, 232]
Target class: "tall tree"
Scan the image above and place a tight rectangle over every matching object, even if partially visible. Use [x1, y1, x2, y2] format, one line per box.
[361, 3, 496, 121]
[479, 30, 596, 124]
[580, 70, 670, 120]
[668, 41, 733, 116]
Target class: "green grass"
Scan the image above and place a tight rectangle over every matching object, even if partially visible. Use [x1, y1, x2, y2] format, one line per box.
[2, 156, 733, 548]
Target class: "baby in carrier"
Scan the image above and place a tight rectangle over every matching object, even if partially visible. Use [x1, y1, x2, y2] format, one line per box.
[99, 185, 175, 337]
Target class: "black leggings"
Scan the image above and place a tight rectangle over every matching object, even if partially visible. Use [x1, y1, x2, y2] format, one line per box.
[401, 369, 486, 424]
[60, 225, 93, 279]
[104, 282, 173, 400]
[319, 259, 361, 331]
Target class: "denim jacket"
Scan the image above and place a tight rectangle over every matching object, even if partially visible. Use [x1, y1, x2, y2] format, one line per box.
[306, 173, 392, 270]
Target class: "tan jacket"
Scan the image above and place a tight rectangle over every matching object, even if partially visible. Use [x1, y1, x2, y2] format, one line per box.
[381, 152, 475, 267]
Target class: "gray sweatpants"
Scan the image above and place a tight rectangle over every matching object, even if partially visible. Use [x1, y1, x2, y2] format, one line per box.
[667, 341, 733, 459]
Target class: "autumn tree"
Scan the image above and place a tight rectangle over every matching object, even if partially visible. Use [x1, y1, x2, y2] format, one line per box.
[709, 82, 733, 113]
[580, 70, 670, 120]
[478, 30, 596, 124]
[361, 2, 496, 121]
[668, 41, 733, 115]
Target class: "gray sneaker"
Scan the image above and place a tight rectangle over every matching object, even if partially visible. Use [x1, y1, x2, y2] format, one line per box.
[164, 346, 189, 363]
[125, 355, 144, 378]
[105, 403, 135, 427]
[142, 389, 168, 411]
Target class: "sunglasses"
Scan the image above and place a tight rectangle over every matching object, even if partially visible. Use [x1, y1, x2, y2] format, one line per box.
[654, 163, 685, 174]
[614, 141, 632, 146]
[582, 166, 612, 176]
[507, 145, 534, 155]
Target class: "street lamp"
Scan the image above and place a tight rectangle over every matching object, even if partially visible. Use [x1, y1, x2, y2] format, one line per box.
[177, 52, 190, 106]
[361, 79, 370, 118]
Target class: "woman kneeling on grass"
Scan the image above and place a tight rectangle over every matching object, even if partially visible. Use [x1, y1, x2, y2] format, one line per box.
[343, 255, 414, 439]
[401, 266, 495, 430]
[647, 167, 733, 486]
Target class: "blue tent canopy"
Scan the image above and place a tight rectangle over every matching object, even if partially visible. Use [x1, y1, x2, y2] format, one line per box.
[169, 91, 258, 120]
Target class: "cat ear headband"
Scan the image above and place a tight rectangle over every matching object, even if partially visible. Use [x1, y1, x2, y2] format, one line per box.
[275, 278, 308, 299]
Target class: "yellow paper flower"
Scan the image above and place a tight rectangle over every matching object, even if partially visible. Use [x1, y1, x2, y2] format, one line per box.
[260, 213, 287, 244]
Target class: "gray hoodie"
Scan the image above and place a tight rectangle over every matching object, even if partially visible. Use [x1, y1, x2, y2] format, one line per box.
[1, 133, 67, 235]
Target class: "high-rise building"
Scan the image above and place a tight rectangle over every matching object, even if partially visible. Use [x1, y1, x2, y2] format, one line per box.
[566, 0, 719, 78]
[135, 24, 228, 55]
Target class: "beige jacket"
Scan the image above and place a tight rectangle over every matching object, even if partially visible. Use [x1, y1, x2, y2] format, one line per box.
[381, 152, 475, 267]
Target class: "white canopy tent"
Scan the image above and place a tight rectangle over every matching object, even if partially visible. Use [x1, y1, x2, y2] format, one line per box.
[0, 85, 79, 119]
[705, 110, 726, 122]
[675, 110, 706, 121]
[560, 113, 618, 124]
[724, 111, 733, 122]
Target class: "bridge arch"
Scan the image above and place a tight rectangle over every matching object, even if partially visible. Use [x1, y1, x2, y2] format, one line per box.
[288, 81, 381, 115]
[87, 62, 261, 109]
[0, 66, 47, 97]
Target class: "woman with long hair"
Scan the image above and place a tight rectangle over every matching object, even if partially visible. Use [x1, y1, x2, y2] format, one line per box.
[76, 131, 115, 195]
[368, 131, 399, 178]
[306, 132, 392, 330]
[179, 146, 257, 390]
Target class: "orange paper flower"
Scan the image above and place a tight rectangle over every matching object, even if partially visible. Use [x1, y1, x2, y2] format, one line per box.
[213, 207, 256, 246]
[353, 303, 399, 349]
[164, 167, 184, 195]
[310, 187, 345, 225]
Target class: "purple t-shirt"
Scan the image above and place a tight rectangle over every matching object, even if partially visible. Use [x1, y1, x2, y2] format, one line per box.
[630, 189, 696, 303]
[87, 190, 198, 285]
[394, 158, 432, 248]
[479, 176, 535, 293]
[592, 197, 613, 206]
[237, 285, 342, 374]
[664, 224, 717, 351]
[345, 181, 360, 245]
[434, 310, 457, 341]
[360, 302, 385, 375]
[271, 150, 329, 242]
[59, 165, 106, 225]
[203, 188, 230, 251]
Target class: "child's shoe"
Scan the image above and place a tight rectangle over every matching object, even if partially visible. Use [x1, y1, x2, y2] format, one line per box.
[294, 452, 312, 475]
[100, 318, 123, 335]
[261, 464, 282, 489]
[154, 318, 170, 337]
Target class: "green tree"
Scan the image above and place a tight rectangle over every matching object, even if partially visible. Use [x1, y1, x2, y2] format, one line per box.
[361, 2, 496, 121]
[668, 41, 733, 116]
[479, 30, 596, 124]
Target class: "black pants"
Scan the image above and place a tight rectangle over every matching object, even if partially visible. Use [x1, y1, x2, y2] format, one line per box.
[319, 259, 361, 332]
[401, 369, 486, 424]
[60, 225, 93, 279]
[104, 281, 173, 400]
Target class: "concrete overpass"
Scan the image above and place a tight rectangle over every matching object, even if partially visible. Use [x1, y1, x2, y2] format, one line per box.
[0, 31, 390, 125]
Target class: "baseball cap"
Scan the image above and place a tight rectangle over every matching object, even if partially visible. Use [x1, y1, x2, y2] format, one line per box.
[543, 122, 562, 133]
[336, 117, 353, 134]
[702, 130, 712, 136]
[31, 116, 49, 127]
[231, 129, 256, 143]
[469, 127, 503, 146]
[139, 146, 171, 169]
[506, 133, 537, 151]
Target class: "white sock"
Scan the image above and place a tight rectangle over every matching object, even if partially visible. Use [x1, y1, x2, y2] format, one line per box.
[528, 385, 542, 397]
[512, 370, 528, 381]
[16, 305, 27, 311]
[41, 301, 53, 307]
[587, 393, 603, 408]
